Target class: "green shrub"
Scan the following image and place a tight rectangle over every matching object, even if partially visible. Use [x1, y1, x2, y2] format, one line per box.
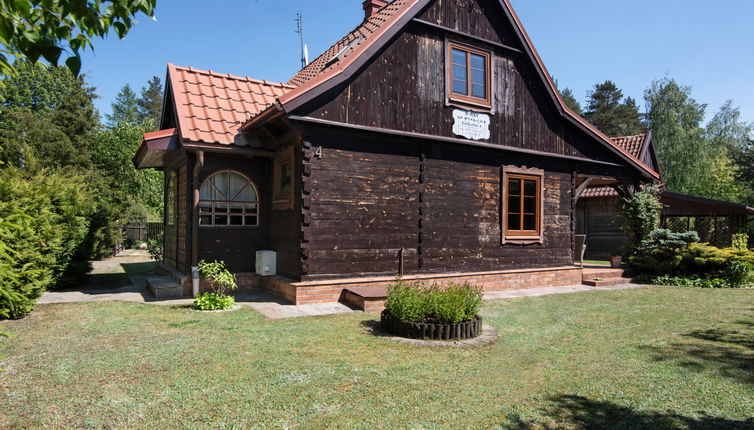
[732, 233, 749, 251]
[620, 185, 662, 256]
[193, 292, 235, 311]
[147, 234, 163, 262]
[627, 229, 699, 275]
[640, 274, 737, 289]
[0, 168, 95, 318]
[385, 278, 482, 324]
[723, 261, 752, 288]
[198, 260, 237, 296]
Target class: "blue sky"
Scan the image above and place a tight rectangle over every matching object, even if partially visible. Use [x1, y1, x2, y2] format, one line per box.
[83, 0, 754, 124]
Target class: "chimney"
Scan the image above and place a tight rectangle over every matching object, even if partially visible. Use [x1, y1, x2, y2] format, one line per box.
[363, 0, 389, 20]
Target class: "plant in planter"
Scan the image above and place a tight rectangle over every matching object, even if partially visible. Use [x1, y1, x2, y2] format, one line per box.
[607, 253, 623, 269]
[194, 260, 238, 311]
[381, 278, 483, 340]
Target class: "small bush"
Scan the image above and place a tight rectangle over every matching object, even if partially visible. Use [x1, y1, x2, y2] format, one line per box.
[627, 229, 699, 275]
[147, 235, 163, 262]
[732, 233, 749, 251]
[385, 278, 482, 324]
[193, 292, 235, 311]
[724, 261, 752, 288]
[198, 260, 237, 296]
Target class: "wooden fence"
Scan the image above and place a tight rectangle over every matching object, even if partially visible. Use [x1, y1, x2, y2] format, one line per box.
[125, 222, 163, 243]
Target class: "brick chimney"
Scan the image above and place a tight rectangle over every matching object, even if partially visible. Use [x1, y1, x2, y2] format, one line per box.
[363, 0, 388, 20]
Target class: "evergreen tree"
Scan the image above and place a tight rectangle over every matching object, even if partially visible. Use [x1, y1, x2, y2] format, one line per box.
[138, 76, 163, 127]
[560, 88, 583, 115]
[584, 80, 644, 136]
[107, 84, 140, 125]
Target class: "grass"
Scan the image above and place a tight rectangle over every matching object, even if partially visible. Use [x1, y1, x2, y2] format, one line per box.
[584, 259, 610, 266]
[1, 287, 752, 429]
[76, 260, 156, 291]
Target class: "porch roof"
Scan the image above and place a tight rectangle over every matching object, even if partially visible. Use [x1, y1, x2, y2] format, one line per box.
[132, 128, 180, 169]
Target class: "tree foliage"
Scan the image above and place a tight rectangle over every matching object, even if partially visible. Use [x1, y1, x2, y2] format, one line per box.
[138, 75, 162, 127]
[560, 88, 583, 116]
[107, 83, 140, 124]
[584, 80, 644, 136]
[0, 0, 156, 76]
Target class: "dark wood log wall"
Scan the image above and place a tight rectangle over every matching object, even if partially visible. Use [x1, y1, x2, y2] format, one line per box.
[303, 0, 625, 165]
[300, 127, 578, 280]
[576, 197, 628, 259]
[268, 144, 303, 280]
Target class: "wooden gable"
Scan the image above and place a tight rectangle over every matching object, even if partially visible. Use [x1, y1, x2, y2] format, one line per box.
[285, 0, 654, 180]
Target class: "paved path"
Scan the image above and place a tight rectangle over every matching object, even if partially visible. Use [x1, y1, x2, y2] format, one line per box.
[483, 283, 642, 301]
[40, 251, 644, 319]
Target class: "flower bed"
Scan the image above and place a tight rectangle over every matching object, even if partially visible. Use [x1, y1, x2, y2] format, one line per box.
[381, 310, 483, 340]
[380, 278, 483, 340]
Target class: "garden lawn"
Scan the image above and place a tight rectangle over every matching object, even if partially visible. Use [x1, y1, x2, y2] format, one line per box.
[1, 287, 752, 429]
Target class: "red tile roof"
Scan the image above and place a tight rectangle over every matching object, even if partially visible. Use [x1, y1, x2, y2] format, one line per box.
[610, 134, 647, 159]
[581, 133, 652, 198]
[287, 0, 411, 87]
[168, 64, 294, 144]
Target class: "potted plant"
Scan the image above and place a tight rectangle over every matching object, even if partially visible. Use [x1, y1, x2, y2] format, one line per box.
[381, 278, 483, 340]
[193, 260, 238, 311]
[608, 252, 623, 268]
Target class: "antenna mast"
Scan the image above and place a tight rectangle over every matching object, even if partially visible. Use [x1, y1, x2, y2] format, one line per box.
[295, 13, 309, 68]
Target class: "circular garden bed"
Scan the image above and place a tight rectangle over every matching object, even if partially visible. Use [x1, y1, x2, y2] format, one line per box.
[381, 310, 483, 340]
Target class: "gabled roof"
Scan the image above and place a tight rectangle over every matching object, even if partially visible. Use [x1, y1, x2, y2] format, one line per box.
[240, 0, 660, 181]
[582, 133, 660, 198]
[167, 63, 294, 144]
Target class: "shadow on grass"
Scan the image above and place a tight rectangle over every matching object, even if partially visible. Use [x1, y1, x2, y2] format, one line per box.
[500, 394, 754, 430]
[73, 261, 158, 292]
[640, 319, 754, 385]
[359, 319, 391, 337]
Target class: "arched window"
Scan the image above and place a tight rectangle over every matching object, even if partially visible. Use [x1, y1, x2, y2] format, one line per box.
[199, 170, 259, 227]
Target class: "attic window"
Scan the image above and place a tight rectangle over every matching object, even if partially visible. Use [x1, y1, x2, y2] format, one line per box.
[447, 42, 491, 108]
[326, 35, 365, 65]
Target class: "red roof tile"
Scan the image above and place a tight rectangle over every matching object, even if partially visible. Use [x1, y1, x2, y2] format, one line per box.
[287, 0, 411, 87]
[581, 133, 651, 198]
[168, 64, 294, 145]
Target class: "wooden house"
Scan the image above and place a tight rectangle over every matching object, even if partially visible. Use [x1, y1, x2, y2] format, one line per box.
[134, 0, 662, 306]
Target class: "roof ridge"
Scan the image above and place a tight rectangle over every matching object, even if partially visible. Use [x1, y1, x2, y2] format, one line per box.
[172, 64, 296, 89]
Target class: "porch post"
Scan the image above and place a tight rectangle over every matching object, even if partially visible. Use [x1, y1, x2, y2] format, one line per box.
[191, 150, 204, 266]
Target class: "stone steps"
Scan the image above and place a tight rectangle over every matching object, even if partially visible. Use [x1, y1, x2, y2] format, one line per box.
[581, 267, 633, 287]
[341, 286, 387, 313]
[147, 276, 183, 299]
[581, 277, 633, 287]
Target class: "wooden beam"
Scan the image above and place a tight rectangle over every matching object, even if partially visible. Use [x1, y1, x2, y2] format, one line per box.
[288, 115, 629, 169]
[574, 176, 594, 201]
[191, 150, 204, 267]
[412, 18, 523, 54]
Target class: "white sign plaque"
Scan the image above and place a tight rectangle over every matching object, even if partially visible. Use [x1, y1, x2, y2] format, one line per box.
[452, 109, 490, 141]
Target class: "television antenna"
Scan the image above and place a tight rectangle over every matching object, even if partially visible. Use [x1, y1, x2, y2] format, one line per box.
[295, 13, 309, 68]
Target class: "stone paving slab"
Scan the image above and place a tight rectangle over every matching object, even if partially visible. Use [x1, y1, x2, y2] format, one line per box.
[483, 283, 643, 301]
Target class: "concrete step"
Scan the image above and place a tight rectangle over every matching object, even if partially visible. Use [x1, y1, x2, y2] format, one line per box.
[582, 277, 633, 287]
[582, 268, 625, 281]
[147, 276, 183, 299]
[341, 286, 387, 313]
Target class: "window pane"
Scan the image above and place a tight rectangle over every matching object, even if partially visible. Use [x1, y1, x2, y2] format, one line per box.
[213, 172, 229, 199]
[229, 203, 243, 214]
[215, 203, 228, 213]
[452, 64, 467, 79]
[508, 196, 519, 213]
[470, 68, 485, 85]
[214, 215, 228, 225]
[199, 205, 212, 213]
[470, 53, 485, 71]
[524, 179, 537, 197]
[523, 196, 536, 214]
[199, 215, 212, 225]
[229, 172, 253, 201]
[508, 213, 521, 231]
[279, 163, 292, 196]
[245, 204, 258, 214]
[452, 49, 466, 66]
[508, 179, 521, 196]
[452, 79, 468, 95]
[245, 215, 258, 226]
[199, 177, 218, 200]
[523, 214, 536, 231]
[229, 215, 243, 226]
[471, 83, 485, 99]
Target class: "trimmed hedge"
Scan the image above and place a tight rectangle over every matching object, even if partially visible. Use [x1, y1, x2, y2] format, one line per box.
[0, 168, 94, 319]
[385, 278, 483, 324]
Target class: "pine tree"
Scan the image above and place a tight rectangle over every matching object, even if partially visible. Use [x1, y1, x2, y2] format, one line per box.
[560, 88, 583, 115]
[584, 80, 644, 136]
[138, 76, 163, 128]
[107, 84, 140, 125]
